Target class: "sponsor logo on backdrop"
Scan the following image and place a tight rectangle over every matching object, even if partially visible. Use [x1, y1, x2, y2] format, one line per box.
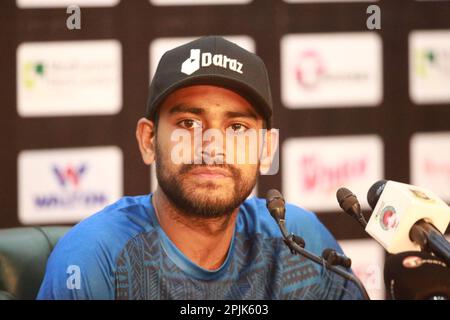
[413, 48, 450, 79]
[294, 49, 369, 90]
[299, 155, 368, 193]
[295, 50, 325, 89]
[22, 61, 45, 89]
[409, 30, 450, 104]
[150, 36, 254, 81]
[18, 147, 123, 224]
[17, 40, 122, 117]
[282, 135, 383, 211]
[339, 239, 385, 300]
[411, 132, 450, 203]
[281, 32, 382, 108]
[150, 0, 251, 5]
[53, 164, 86, 188]
[32, 163, 107, 209]
[17, 0, 119, 8]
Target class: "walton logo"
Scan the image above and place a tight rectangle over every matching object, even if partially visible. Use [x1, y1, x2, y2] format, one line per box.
[181, 49, 244, 76]
[53, 164, 87, 188]
[34, 163, 107, 208]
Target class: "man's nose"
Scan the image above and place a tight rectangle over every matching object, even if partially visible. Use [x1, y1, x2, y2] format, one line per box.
[195, 128, 226, 165]
[202, 150, 225, 165]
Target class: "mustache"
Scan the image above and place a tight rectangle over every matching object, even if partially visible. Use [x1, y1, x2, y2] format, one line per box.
[179, 164, 240, 178]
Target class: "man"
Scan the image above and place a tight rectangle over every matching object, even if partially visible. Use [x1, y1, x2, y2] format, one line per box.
[37, 36, 362, 300]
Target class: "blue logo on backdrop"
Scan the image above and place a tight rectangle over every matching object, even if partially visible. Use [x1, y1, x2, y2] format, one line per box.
[34, 164, 108, 208]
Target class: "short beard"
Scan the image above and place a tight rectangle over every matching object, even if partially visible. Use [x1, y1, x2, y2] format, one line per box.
[155, 140, 257, 219]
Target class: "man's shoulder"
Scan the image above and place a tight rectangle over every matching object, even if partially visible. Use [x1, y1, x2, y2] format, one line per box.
[38, 194, 156, 299]
[53, 194, 154, 260]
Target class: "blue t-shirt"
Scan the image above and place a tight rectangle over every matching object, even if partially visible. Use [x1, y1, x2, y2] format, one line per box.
[37, 194, 362, 300]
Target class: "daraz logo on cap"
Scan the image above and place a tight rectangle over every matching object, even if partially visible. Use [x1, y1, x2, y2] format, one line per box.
[181, 49, 244, 76]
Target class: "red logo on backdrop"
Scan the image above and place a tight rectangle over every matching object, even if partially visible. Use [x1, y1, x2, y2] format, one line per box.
[299, 156, 368, 192]
[424, 159, 450, 180]
[295, 50, 325, 89]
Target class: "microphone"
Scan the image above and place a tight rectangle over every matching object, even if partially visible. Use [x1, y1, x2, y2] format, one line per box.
[336, 187, 367, 228]
[266, 189, 286, 222]
[265, 189, 370, 300]
[365, 180, 450, 265]
[322, 248, 352, 268]
[266, 189, 305, 248]
[384, 251, 450, 300]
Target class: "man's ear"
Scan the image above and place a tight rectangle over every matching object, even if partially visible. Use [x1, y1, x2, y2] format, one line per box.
[259, 128, 279, 176]
[136, 118, 157, 165]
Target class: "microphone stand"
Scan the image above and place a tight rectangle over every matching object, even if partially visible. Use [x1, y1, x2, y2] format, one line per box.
[276, 217, 371, 300]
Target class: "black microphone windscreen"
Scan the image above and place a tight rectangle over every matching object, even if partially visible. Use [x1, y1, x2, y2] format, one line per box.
[336, 187, 352, 207]
[265, 189, 285, 221]
[266, 189, 284, 203]
[367, 180, 387, 210]
[384, 251, 450, 300]
[336, 187, 360, 217]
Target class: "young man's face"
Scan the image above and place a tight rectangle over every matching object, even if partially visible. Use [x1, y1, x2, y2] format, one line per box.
[154, 85, 265, 218]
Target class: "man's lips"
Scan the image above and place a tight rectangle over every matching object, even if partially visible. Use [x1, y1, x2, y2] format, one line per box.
[188, 167, 232, 179]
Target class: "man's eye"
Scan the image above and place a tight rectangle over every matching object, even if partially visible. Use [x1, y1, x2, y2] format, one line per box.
[178, 119, 202, 129]
[229, 123, 248, 133]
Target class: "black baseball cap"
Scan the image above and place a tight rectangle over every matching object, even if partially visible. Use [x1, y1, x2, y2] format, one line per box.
[146, 36, 273, 127]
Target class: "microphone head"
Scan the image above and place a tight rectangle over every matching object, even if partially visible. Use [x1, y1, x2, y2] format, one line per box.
[265, 189, 285, 221]
[384, 251, 450, 300]
[336, 187, 361, 217]
[367, 179, 387, 210]
[336, 187, 354, 207]
[266, 189, 284, 203]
